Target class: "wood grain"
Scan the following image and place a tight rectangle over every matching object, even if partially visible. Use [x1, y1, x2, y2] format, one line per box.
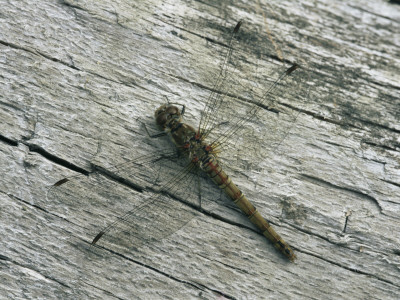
[1, 0, 399, 299]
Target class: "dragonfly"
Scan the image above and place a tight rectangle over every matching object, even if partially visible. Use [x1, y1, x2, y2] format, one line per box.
[48, 21, 308, 261]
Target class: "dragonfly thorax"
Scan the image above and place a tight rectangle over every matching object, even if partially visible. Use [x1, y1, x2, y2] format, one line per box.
[155, 104, 182, 129]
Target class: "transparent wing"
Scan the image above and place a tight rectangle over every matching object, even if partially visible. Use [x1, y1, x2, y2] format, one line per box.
[197, 21, 310, 156]
[198, 21, 242, 138]
[211, 64, 308, 151]
[46, 147, 202, 254]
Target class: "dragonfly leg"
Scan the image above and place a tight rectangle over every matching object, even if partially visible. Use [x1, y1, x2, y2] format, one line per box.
[143, 122, 167, 138]
[196, 170, 203, 209]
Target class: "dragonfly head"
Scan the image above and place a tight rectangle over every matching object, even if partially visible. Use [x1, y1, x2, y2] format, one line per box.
[155, 104, 182, 129]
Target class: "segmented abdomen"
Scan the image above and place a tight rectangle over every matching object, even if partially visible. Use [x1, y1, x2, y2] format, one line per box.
[201, 155, 296, 261]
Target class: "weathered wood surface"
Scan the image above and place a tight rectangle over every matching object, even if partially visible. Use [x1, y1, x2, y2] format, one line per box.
[1, 0, 399, 299]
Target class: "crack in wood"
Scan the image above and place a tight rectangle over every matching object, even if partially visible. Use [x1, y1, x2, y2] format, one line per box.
[0, 134, 18, 146]
[27, 143, 90, 176]
[342, 210, 352, 233]
[304, 250, 398, 287]
[0, 40, 79, 70]
[300, 174, 383, 213]
[83, 281, 125, 300]
[0, 254, 10, 261]
[91, 244, 238, 299]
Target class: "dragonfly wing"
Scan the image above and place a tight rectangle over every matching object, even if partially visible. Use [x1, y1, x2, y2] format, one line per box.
[46, 148, 201, 253]
[198, 21, 243, 138]
[196, 21, 310, 157]
[90, 163, 200, 254]
[209, 64, 310, 153]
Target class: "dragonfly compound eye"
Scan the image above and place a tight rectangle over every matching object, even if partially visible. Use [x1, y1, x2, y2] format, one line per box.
[155, 105, 181, 128]
[165, 105, 180, 116]
[155, 113, 168, 128]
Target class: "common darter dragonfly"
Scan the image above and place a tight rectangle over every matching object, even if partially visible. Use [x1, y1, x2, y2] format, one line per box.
[48, 21, 309, 261]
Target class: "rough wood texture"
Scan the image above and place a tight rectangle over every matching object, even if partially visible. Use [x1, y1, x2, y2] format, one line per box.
[1, 0, 399, 299]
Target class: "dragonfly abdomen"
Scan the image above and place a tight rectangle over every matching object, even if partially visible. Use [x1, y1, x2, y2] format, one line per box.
[155, 104, 296, 261]
[201, 155, 296, 261]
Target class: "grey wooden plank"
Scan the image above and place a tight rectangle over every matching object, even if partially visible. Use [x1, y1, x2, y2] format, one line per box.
[1, 0, 399, 299]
